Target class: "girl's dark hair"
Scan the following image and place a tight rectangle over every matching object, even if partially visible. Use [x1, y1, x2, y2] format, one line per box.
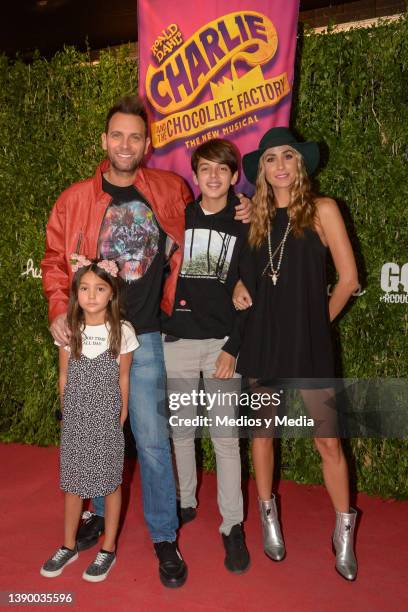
[67, 261, 122, 359]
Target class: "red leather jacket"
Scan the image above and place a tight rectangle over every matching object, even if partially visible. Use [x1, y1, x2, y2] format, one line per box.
[41, 160, 192, 322]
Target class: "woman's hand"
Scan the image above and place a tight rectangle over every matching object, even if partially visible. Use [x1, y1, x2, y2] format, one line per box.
[233, 279, 253, 310]
[120, 410, 128, 427]
[213, 351, 236, 378]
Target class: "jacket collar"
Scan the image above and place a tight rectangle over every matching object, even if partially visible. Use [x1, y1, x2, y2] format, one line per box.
[93, 158, 149, 203]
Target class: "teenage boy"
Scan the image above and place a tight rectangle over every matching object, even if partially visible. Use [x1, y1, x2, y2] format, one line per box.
[161, 139, 250, 574]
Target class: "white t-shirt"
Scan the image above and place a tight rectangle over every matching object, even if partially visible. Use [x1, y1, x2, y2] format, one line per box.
[56, 321, 139, 362]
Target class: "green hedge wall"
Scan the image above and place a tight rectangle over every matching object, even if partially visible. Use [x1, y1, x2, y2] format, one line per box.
[1, 18, 407, 498]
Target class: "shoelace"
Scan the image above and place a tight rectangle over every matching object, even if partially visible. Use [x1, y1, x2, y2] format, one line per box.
[52, 548, 69, 561]
[93, 551, 111, 566]
[81, 510, 93, 522]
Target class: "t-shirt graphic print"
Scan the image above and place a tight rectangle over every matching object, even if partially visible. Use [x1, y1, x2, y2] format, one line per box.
[98, 199, 160, 283]
[180, 228, 237, 283]
[99, 178, 166, 334]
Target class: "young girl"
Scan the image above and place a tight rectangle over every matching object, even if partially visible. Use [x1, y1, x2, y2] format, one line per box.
[234, 128, 360, 581]
[40, 255, 138, 582]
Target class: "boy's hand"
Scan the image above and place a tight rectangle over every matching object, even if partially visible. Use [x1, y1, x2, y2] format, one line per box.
[234, 193, 252, 223]
[233, 279, 253, 310]
[214, 351, 236, 379]
[120, 411, 128, 427]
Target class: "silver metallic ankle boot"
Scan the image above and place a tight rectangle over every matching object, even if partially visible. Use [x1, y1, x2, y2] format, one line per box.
[258, 497, 286, 561]
[332, 508, 358, 581]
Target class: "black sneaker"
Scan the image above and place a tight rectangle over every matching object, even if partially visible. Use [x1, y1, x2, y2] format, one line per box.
[222, 524, 250, 574]
[76, 511, 105, 551]
[178, 505, 197, 525]
[40, 546, 78, 577]
[82, 549, 116, 583]
[154, 541, 187, 588]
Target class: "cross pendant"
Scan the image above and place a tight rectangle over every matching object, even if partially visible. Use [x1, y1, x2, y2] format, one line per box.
[270, 272, 279, 286]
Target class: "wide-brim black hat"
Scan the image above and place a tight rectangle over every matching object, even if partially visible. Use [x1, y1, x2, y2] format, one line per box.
[243, 127, 320, 184]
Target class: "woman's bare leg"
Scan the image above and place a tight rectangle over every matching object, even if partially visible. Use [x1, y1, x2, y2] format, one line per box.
[300, 388, 349, 512]
[314, 437, 349, 512]
[252, 437, 274, 500]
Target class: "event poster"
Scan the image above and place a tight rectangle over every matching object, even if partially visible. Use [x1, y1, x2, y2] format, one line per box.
[138, 0, 300, 192]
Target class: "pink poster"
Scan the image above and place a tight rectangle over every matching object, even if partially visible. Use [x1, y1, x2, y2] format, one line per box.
[138, 0, 300, 193]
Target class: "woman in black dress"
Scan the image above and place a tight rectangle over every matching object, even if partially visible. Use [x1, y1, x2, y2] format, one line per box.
[234, 128, 359, 580]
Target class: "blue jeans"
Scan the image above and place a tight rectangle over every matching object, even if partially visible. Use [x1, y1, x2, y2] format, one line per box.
[93, 331, 178, 542]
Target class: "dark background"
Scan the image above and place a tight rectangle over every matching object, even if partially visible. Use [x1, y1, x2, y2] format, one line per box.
[3, 0, 405, 59]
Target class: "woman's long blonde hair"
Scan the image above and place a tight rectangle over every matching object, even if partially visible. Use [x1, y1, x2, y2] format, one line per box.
[249, 148, 316, 248]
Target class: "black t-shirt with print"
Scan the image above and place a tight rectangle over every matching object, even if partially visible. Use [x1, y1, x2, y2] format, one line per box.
[99, 176, 166, 334]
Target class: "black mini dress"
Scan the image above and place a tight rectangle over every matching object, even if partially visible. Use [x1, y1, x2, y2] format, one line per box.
[237, 207, 334, 386]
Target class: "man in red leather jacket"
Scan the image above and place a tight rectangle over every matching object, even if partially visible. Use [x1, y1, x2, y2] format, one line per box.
[41, 95, 249, 588]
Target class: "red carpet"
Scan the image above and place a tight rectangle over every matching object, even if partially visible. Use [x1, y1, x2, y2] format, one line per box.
[0, 443, 407, 611]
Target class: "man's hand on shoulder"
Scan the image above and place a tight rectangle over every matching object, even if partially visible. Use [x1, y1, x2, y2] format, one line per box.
[234, 193, 252, 224]
[50, 313, 70, 345]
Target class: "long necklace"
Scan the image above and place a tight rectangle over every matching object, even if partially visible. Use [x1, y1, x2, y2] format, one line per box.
[263, 219, 292, 286]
